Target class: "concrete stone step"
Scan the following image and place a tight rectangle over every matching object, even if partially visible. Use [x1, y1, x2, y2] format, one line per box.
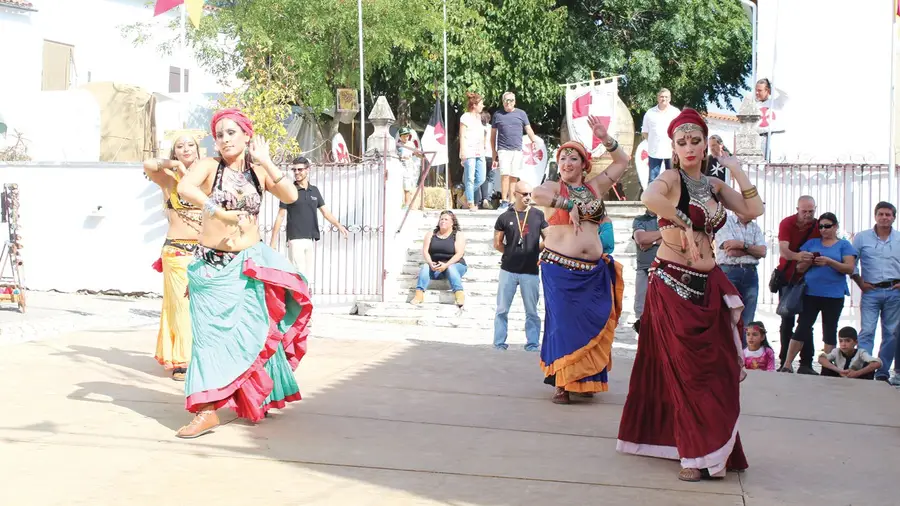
[406, 240, 640, 259]
[395, 264, 639, 286]
[357, 300, 545, 318]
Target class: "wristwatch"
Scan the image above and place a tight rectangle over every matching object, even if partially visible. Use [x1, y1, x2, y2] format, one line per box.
[743, 241, 749, 251]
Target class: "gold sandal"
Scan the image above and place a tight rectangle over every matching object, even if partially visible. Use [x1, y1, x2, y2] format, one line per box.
[175, 410, 220, 439]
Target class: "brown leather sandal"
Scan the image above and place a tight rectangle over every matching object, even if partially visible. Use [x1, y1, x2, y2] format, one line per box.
[552, 388, 570, 404]
[175, 410, 220, 439]
[678, 468, 703, 482]
[678, 468, 724, 482]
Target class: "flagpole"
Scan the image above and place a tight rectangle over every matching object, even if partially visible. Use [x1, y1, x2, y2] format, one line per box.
[358, 0, 366, 155]
[890, 0, 897, 203]
[181, 3, 188, 128]
[442, 0, 449, 209]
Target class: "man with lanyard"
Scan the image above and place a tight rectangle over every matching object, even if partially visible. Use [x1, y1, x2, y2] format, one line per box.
[270, 156, 348, 293]
[716, 211, 767, 336]
[851, 201, 900, 384]
[492, 180, 548, 351]
[776, 196, 820, 373]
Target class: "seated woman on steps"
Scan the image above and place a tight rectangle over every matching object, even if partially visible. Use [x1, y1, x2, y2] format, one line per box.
[411, 211, 468, 310]
[531, 116, 629, 405]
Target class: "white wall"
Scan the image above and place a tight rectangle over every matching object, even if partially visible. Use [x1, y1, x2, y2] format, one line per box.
[0, 163, 168, 293]
[0, 0, 226, 100]
[756, 0, 893, 163]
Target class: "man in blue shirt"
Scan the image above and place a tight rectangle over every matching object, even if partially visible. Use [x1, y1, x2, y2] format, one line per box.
[851, 201, 900, 384]
[491, 92, 538, 210]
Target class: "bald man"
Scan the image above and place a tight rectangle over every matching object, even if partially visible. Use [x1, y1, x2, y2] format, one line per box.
[492, 180, 548, 351]
[776, 196, 820, 373]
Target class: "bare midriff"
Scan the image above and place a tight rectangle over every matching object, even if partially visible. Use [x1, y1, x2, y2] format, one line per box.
[543, 223, 605, 261]
[165, 208, 201, 241]
[655, 228, 717, 272]
[198, 216, 262, 252]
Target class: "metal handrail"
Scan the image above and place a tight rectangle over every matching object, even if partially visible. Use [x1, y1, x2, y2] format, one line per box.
[395, 151, 444, 234]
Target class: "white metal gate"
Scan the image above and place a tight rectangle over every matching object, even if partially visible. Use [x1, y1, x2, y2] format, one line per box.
[259, 161, 386, 305]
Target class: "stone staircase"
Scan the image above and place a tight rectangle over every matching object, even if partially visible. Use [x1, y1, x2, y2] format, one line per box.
[354, 202, 647, 333]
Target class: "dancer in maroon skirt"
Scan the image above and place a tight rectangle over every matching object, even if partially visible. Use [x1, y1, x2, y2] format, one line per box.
[616, 109, 765, 482]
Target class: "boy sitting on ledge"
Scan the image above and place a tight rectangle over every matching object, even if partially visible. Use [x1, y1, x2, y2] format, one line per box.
[818, 326, 882, 380]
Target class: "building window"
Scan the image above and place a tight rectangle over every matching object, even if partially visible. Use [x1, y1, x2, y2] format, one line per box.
[42, 40, 74, 91]
[169, 66, 190, 93]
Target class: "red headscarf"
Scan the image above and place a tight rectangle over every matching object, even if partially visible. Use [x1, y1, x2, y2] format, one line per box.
[666, 108, 708, 139]
[556, 141, 591, 171]
[210, 108, 254, 138]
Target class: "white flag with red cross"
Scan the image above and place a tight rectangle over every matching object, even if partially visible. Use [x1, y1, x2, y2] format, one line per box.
[520, 135, 548, 186]
[565, 79, 619, 156]
[331, 133, 350, 163]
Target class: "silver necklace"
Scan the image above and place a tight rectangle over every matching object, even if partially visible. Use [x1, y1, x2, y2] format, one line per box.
[680, 169, 712, 202]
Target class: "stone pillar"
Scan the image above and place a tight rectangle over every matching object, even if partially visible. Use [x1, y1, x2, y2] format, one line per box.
[735, 95, 764, 163]
[365, 96, 397, 158]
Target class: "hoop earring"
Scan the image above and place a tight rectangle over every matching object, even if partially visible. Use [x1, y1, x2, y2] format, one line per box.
[672, 154, 680, 170]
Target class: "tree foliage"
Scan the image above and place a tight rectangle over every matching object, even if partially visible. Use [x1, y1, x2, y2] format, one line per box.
[126, 0, 751, 141]
[559, 0, 753, 118]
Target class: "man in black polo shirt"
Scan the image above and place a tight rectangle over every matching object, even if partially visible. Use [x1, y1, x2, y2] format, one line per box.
[493, 180, 548, 351]
[270, 157, 348, 291]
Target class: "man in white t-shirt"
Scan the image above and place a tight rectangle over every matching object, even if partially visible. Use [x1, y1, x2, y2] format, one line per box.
[640, 88, 681, 182]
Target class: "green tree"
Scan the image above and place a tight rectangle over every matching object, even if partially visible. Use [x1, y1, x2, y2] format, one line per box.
[558, 0, 752, 119]
[369, 0, 568, 135]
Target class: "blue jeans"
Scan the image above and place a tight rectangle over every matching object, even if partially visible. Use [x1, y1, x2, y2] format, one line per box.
[857, 288, 900, 378]
[721, 264, 759, 340]
[417, 263, 467, 292]
[493, 270, 541, 350]
[463, 157, 486, 204]
[648, 157, 671, 182]
[474, 161, 495, 204]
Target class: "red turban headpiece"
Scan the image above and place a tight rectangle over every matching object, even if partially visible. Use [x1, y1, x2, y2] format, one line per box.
[210, 108, 254, 138]
[666, 108, 708, 139]
[556, 141, 591, 171]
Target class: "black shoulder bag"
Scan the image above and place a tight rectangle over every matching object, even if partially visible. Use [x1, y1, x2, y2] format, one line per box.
[768, 225, 815, 293]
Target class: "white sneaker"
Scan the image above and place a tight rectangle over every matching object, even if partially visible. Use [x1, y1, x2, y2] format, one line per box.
[888, 373, 900, 387]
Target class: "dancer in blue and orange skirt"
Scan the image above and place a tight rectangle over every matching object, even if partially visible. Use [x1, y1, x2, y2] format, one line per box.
[532, 117, 630, 404]
[173, 108, 312, 438]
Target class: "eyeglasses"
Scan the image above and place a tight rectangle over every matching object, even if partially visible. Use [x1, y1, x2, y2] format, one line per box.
[504, 99, 515, 103]
[818, 223, 835, 230]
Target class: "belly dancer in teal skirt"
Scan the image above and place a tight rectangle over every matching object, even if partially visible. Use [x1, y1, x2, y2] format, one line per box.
[174, 108, 312, 438]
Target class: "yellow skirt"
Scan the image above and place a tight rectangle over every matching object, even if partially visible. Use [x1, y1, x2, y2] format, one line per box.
[154, 241, 195, 370]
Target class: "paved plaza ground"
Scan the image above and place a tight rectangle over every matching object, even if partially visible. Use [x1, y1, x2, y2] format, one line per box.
[1, 292, 898, 505]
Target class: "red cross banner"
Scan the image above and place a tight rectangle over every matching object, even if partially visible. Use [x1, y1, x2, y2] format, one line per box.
[331, 133, 350, 163]
[520, 135, 548, 186]
[564, 78, 619, 156]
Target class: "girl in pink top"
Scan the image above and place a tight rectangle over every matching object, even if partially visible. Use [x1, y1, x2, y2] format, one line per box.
[744, 321, 776, 371]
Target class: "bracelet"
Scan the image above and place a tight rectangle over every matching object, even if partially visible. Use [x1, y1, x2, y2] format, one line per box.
[566, 199, 575, 211]
[741, 186, 759, 199]
[273, 173, 285, 185]
[603, 138, 619, 152]
[156, 158, 163, 171]
[674, 209, 693, 229]
[203, 198, 218, 218]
